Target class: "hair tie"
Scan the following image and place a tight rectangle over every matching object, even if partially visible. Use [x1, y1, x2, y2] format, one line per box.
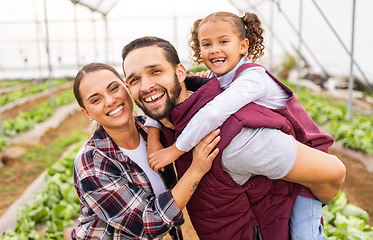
[241, 16, 245, 22]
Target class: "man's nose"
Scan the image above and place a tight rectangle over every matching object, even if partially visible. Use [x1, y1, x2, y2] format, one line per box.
[140, 76, 155, 92]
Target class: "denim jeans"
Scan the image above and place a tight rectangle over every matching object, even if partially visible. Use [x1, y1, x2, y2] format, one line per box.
[290, 195, 326, 240]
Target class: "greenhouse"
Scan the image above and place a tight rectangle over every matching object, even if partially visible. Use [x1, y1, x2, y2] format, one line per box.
[0, 0, 372, 239]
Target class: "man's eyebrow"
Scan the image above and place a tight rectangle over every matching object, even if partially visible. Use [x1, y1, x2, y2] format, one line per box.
[126, 64, 161, 81]
[86, 81, 116, 101]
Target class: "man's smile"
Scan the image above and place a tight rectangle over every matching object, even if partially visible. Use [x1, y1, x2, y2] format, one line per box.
[144, 92, 165, 103]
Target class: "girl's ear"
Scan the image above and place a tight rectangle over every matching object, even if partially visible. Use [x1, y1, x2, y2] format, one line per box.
[176, 63, 187, 83]
[240, 38, 249, 55]
[81, 107, 94, 121]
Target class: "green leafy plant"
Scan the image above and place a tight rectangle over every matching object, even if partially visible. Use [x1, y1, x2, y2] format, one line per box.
[0, 79, 69, 106]
[0, 79, 27, 88]
[2, 140, 85, 239]
[322, 192, 373, 239]
[2, 90, 75, 138]
[282, 79, 373, 154]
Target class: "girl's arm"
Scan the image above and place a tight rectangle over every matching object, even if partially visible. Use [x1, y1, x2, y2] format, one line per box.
[147, 126, 164, 157]
[175, 68, 267, 153]
[149, 68, 269, 173]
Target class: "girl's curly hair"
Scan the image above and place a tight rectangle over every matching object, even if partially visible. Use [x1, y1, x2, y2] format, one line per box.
[188, 11, 265, 65]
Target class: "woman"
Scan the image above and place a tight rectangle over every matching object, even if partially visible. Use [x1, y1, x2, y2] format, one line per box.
[71, 62, 220, 239]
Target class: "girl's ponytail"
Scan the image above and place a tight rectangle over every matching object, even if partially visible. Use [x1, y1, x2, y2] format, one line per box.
[242, 12, 264, 62]
[188, 18, 204, 65]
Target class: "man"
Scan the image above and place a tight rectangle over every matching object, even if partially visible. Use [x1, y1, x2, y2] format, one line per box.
[121, 36, 346, 239]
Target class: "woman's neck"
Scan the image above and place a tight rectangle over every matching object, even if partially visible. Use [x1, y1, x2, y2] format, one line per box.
[104, 117, 140, 150]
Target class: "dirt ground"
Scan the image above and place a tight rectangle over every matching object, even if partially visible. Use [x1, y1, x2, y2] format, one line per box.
[0, 91, 372, 238]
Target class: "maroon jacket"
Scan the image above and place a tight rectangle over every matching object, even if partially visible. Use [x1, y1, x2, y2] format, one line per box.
[159, 64, 332, 239]
[233, 63, 333, 153]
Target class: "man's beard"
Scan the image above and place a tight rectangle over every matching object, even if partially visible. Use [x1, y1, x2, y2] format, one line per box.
[138, 74, 182, 121]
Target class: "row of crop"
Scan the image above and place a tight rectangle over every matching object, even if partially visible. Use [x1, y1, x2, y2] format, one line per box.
[285, 81, 373, 154]
[2, 143, 83, 240]
[0, 89, 76, 151]
[0, 80, 27, 89]
[2, 141, 373, 239]
[0, 79, 69, 106]
[323, 192, 373, 239]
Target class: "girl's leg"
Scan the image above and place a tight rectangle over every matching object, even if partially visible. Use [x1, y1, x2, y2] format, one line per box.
[290, 195, 326, 240]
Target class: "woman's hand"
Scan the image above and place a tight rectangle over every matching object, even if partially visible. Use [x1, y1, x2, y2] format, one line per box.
[190, 129, 220, 176]
[171, 129, 220, 210]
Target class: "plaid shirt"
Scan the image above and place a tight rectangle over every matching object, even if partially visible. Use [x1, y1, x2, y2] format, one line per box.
[71, 116, 184, 240]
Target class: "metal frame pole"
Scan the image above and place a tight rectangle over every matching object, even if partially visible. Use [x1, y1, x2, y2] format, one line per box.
[347, 0, 356, 121]
[311, 0, 371, 89]
[43, 0, 53, 106]
[74, 3, 80, 68]
[104, 15, 109, 64]
[269, 0, 274, 72]
[297, 0, 303, 93]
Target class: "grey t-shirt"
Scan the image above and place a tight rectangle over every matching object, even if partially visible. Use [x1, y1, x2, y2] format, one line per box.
[221, 127, 297, 185]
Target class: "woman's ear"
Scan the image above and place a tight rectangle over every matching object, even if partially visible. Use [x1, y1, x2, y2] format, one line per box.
[81, 108, 94, 121]
[176, 63, 187, 83]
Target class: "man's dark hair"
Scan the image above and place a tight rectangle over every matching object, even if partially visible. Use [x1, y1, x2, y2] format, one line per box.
[121, 36, 181, 76]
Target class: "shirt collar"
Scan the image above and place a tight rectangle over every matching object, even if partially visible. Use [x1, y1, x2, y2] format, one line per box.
[210, 56, 253, 89]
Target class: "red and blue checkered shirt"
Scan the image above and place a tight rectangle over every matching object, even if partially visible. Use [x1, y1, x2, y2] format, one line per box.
[71, 117, 184, 239]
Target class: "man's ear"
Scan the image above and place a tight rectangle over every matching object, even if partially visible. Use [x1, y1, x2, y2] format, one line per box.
[176, 63, 187, 84]
[81, 107, 94, 121]
[240, 38, 249, 55]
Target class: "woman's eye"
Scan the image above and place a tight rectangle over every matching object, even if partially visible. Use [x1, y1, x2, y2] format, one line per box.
[111, 85, 119, 92]
[91, 98, 101, 104]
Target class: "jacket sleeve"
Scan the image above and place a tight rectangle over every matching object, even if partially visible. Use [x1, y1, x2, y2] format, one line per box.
[176, 70, 267, 152]
[74, 149, 184, 239]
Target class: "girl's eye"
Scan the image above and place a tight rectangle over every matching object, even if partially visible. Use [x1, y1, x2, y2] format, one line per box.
[220, 40, 228, 44]
[202, 43, 210, 47]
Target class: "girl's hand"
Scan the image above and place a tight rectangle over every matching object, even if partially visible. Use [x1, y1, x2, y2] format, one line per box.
[191, 129, 220, 175]
[189, 70, 211, 78]
[149, 144, 184, 173]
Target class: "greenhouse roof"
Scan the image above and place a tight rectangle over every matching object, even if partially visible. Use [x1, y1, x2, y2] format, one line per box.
[70, 0, 119, 15]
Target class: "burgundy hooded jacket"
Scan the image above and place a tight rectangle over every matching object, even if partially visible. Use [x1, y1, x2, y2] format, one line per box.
[159, 63, 333, 239]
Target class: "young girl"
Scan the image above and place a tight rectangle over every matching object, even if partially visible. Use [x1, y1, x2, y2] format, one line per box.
[146, 11, 333, 239]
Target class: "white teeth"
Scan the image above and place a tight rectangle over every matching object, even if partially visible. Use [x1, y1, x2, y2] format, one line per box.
[212, 59, 225, 63]
[108, 105, 123, 116]
[145, 92, 163, 102]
